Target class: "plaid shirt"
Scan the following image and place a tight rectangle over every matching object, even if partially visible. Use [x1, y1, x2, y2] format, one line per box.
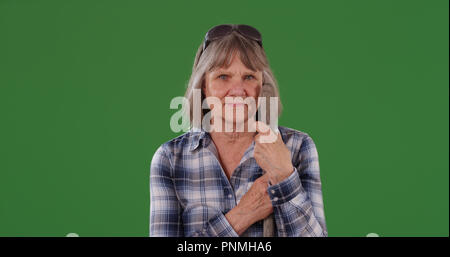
[149, 126, 327, 237]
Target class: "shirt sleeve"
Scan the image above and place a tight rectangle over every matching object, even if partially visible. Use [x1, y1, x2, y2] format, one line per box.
[149, 145, 184, 237]
[267, 134, 328, 237]
[189, 211, 239, 237]
[149, 145, 239, 237]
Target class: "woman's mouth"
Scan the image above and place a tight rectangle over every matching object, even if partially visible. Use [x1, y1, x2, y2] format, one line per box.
[225, 103, 246, 107]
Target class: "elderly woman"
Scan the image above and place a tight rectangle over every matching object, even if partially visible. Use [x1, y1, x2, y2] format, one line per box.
[150, 24, 327, 237]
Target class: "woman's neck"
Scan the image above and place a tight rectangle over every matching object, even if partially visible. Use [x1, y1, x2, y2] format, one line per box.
[208, 119, 257, 146]
[210, 130, 256, 145]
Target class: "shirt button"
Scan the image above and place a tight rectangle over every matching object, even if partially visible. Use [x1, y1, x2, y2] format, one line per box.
[273, 197, 279, 201]
[228, 194, 233, 198]
[270, 189, 275, 194]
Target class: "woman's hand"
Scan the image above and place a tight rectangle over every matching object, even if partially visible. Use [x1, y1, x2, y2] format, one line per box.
[225, 174, 273, 235]
[253, 121, 295, 185]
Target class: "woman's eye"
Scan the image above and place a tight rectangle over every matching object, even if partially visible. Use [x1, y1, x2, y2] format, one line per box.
[244, 75, 255, 80]
[218, 74, 228, 80]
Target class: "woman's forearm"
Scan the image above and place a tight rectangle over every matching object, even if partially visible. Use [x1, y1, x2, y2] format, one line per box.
[224, 205, 254, 236]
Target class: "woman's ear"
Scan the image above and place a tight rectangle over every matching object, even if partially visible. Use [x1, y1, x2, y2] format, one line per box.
[201, 79, 206, 95]
[201, 74, 207, 88]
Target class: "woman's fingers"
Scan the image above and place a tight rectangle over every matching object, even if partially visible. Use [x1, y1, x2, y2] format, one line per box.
[254, 121, 271, 135]
[256, 173, 270, 184]
[254, 121, 278, 144]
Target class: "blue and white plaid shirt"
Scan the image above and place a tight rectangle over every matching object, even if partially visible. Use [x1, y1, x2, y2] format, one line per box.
[149, 126, 327, 237]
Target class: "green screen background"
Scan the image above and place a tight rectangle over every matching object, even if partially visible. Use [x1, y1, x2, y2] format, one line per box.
[0, 0, 448, 237]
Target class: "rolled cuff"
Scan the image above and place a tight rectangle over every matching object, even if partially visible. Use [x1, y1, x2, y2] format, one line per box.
[267, 168, 307, 206]
[204, 212, 239, 237]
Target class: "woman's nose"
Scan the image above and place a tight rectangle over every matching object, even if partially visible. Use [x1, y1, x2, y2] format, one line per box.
[227, 79, 246, 96]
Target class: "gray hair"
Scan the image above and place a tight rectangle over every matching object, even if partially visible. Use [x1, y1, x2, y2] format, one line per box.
[184, 30, 282, 127]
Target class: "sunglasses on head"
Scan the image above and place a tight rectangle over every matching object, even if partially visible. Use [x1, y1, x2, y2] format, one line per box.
[202, 24, 263, 52]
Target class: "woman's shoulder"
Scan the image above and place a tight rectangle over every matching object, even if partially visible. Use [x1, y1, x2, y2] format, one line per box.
[154, 130, 203, 155]
[278, 126, 312, 140]
[278, 126, 318, 152]
[151, 131, 200, 170]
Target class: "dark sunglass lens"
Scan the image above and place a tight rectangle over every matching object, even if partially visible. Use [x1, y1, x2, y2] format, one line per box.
[237, 25, 262, 41]
[206, 25, 233, 40]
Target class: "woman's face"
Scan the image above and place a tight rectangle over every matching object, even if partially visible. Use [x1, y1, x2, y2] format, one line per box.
[203, 52, 263, 127]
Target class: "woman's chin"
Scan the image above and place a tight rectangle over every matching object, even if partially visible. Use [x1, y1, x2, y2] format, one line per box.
[218, 118, 252, 132]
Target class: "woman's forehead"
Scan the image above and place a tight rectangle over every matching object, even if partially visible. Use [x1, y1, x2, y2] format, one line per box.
[209, 48, 263, 72]
[212, 65, 259, 74]
[211, 54, 261, 73]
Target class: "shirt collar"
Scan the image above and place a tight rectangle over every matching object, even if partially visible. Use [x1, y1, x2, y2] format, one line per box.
[238, 140, 256, 167]
[189, 129, 257, 169]
[189, 127, 210, 151]
[188, 127, 256, 164]
[189, 126, 286, 168]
